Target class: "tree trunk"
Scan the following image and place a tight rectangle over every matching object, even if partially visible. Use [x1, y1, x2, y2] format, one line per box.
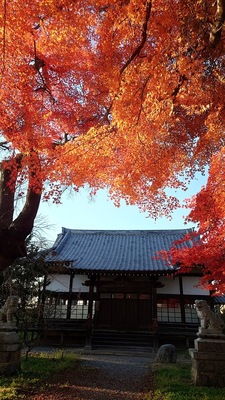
[0, 154, 42, 272]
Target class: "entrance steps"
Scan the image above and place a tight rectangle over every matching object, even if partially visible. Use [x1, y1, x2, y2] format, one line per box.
[91, 329, 154, 351]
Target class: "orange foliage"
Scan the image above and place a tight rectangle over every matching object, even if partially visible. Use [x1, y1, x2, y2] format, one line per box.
[0, 0, 225, 280]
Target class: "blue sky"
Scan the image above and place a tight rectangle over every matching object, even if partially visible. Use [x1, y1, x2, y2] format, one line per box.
[37, 172, 207, 244]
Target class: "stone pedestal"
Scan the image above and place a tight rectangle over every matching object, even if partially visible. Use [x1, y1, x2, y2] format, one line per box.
[0, 323, 21, 376]
[189, 331, 225, 387]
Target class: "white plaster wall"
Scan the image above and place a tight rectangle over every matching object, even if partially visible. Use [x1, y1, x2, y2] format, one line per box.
[46, 273, 94, 293]
[182, 276, 210, 295]
[72, 274, 90, 293]
[157, 276, 180, 294]
[46, 274, 70, 292]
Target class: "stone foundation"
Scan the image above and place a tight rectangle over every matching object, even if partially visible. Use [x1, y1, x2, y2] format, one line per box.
[189, 334, 225, 387]
[0, 323, 21, 376]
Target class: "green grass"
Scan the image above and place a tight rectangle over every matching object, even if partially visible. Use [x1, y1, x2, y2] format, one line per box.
[146, 359, 225, 400]
[0, 350, 79, 400]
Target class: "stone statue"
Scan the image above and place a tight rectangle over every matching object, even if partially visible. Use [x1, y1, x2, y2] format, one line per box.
[0, 295, 19, 324]
[195, 299, 224, 334]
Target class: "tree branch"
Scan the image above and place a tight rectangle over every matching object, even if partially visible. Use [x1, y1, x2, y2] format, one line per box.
[11, 152, 42, 239]
[171, 73, 188, 97]
[11, 186, 42, 240]
[0, 140, 10, 150]
[120, 1, 152, 74]
[209, 0, 225, 47]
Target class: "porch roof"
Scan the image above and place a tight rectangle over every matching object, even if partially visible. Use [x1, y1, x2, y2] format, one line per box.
[45, 228, 194, 274]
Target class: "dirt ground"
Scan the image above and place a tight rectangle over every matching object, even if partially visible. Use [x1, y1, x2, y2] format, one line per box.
[24, 350, 154, 400]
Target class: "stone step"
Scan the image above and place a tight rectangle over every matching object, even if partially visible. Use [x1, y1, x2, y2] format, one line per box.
[91, 330, 154, 349]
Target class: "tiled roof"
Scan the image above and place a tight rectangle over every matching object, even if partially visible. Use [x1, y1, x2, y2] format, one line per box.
[45, 228, 194, 273]
[214, 296, 225, 304]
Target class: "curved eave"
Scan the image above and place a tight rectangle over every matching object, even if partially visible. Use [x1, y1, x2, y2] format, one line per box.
[45, 263, 176, 277]
[77, 269, 176, 277]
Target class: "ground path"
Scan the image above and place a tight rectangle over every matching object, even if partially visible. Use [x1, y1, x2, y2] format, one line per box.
[26, 349, 155, 400]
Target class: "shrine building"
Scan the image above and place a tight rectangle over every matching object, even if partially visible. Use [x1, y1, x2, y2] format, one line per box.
[43, 228, 212, 348]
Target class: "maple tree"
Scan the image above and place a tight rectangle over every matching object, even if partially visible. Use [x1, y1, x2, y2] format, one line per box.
[0, 1, 225, 291]
[162, 147, 225, 295]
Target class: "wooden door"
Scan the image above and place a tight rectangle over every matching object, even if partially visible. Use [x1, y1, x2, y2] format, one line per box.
[111, 298, 139, 329]
[97, 293, 152, 330]
[97, 299, 112, 327]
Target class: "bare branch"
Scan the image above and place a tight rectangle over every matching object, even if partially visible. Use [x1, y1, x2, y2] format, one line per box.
[0, 140, 10, 150]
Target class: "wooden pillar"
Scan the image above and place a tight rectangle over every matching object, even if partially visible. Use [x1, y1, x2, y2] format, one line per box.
[179, 275, 185, 323]
[67, 271, 74, 319]
[151, 283, 157, 320]
[85, 275, 95, 348]
[88, 285, 94, 319]
[151, 278, 160, 349]
[39, 272, 47, 319]
[151, 276, 166, 349]
[94, 275, 100, 326]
